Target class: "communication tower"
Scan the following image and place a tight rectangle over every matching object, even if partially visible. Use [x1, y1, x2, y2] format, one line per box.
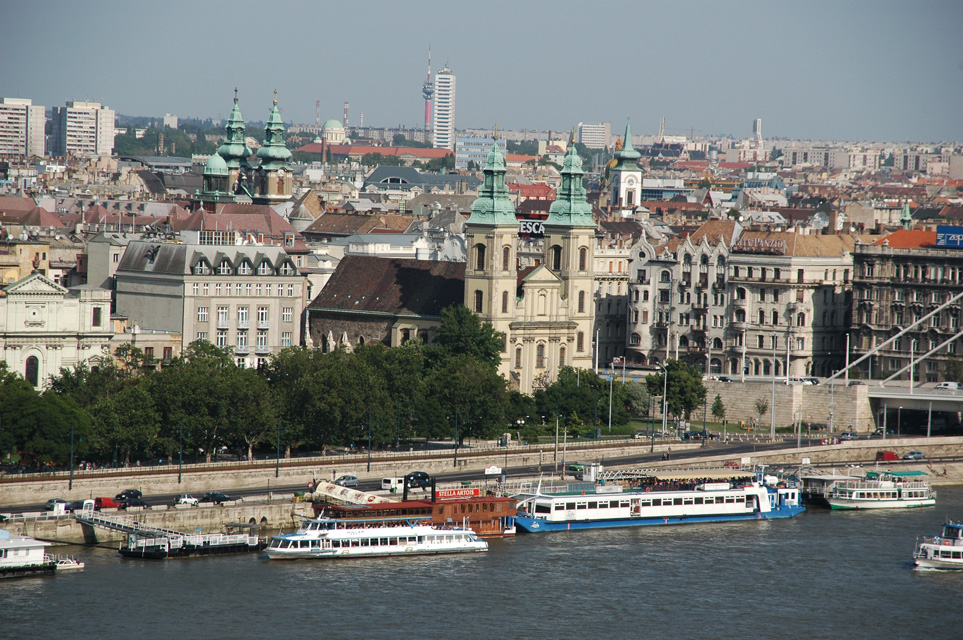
[344, 102, 349, 129]
[422, 45, 434, 133]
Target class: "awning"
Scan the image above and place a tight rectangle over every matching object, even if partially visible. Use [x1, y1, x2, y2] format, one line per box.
[312, 482, 391, 505]
[645, 469, 755, 482]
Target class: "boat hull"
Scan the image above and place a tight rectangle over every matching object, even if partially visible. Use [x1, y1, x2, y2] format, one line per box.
[914, 557, 963, 570]
[828, 498, 936, 510]
[0, 562, 56, 579]
[265, 545, 487, 560]
[514, 505, 804, 533]
[120, 541, 262, 559]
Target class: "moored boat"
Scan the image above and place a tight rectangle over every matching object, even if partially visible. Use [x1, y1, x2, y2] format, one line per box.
[0, 530, 56, 579]
[513, 474, 803, 533]
[826, 471, 936, 510]
[265, 515, 488, 560]
[914, 521, 963, 570]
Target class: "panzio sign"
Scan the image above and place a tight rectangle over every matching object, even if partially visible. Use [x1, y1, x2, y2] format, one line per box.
[936, 226, 963, 249]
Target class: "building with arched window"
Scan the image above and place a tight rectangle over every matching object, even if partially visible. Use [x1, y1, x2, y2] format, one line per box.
[0, 272, 112, 388]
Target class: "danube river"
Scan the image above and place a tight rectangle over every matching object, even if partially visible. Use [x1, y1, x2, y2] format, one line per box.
[7, 487, 963, 639]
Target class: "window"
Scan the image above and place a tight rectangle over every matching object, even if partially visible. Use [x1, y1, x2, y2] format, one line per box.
[559, 346, 566, 365]
[515, 347, 522, 368]
[218, 260, 232, 275]
[266, 284, 271, 296]
[92, 307, 102, 327]
[245, 283, 252, 296]
[215, 283, 222, 296]
[661, 270, 671, 283]
[501, 291, 509, 313]
[502, 246, 510, 271]
[577, 332, 584, 352]
[279, 262, 295, 276]
[772, 310, 779, 325]
[257, 306, 269, 325]
[192, 283, 199, 296]
[796, 337, 805, 351]
[197, 331, 207, 341]
[197, 307, 209, 322]
[797, 313, 806, 327]
[163, 347, 173, 360]
[287, 285, 294, 297]
[551, 245, 562, 270]
[236, 283, 242, 296]
[255, 284, 262, 297]
[203, 283, 209, 296]
[772, 335, 778, 349]
[759, 309, 766, 324]
[282, 332, 292, 347]
[579, 247, 587, 271]
[474, 290, 483, 313]
[536, 344, 545, 368]
[237, 261, 252, 275]
[112, 253, 120, 263]
[237, 306, 249, 327]
[216, 330, 227, 347]
[236, 331, 248, 350]
[282, 307, 293, 322]
[630, 333, 641, 345]
[256, 330, 268, 349]
[578, 291, 585, 313]
[144, 347, 154, 359]
[475, 244, 487, 270]
[258, 261, 273, 275]
[757, 335, 764, 348]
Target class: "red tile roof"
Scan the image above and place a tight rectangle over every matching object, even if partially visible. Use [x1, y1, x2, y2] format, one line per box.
[872, 229, 937, 248]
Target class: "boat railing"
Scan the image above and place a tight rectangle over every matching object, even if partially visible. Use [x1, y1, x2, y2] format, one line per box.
[829, 480, 931, 491]
[920, 536, 963, 547]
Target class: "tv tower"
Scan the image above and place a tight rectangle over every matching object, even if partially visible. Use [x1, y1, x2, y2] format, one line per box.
[422, 45, 434, 133]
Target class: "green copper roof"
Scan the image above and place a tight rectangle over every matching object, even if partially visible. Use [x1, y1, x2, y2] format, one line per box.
[467, 143, 516, 226]
[547, 146, 594, 227]
[322, 119, 344, 130]
[257, 93, 292, 170]
[900, 203, 913, 230]
[612, 121, 641, 171]
[216, 91, 252, 169]
[203, 152, 229, 176]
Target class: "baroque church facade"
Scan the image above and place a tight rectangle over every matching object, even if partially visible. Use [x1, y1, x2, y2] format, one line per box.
[464, 143, 597, 394]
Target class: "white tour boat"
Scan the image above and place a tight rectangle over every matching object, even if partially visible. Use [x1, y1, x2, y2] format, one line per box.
[914, 521, 963, 570]
[0, 531, 85, 578]
[826, 470, 936, 510]
[265, 515, 488, 560]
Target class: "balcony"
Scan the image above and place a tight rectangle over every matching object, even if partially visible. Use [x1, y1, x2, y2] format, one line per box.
[734, 345, 747, 354]
[687, 345, 707, 356]
[637, 276, 651, 285]
[733, 297, 749, 308]
[730, 321, 748, 331]
[237, 320, 250, 329]
[696, 276, 709, 290]
[713, 278, 726, 290]
[257, 319, 270, 329]
[255, 343, 271, 355]
[691, 305, 708, 315]
[217, 318, 229, 329]
[235, 344, 250, 355]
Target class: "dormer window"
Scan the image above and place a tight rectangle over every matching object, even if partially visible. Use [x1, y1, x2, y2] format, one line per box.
[279, 262, 295, 276]
[237, 261, 253, 275]
[257, 261, 273, 275]
[194, 260, 211, 275]
[218, 260, 233, 275]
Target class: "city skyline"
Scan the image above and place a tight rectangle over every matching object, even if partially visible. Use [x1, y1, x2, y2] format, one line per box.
[3, 0, 962, 143]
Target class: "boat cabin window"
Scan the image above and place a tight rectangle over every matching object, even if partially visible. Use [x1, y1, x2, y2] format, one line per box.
[565, 502, 576, 510]
[534, 503, 551, 514]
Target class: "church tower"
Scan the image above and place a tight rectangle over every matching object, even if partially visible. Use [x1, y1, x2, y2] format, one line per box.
[463, 142, 518, 363]
[216, 89, 253, 196]
[609, 121, 642, 213]
[253, 91, 293, 205]
[543, 145, 597, 371]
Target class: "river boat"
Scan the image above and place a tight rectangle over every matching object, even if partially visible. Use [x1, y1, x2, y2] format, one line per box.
[0, 530, 56, 578]
[825, 470, 936, 510]
[914, 521, 963, 570]
[312, 492, 516, 538]
[513, 478, 803, 533]
[264, 515, 488, 560]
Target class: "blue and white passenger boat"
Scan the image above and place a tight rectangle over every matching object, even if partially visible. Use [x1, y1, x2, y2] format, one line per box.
[913, 521, 963, 570]
[513, 477, 803, 533]
[265, 514, 488, 560]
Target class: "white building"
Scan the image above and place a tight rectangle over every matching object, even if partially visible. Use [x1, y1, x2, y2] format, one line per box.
[578, 122, 611, 150]
[0, 273, 112, 389]
[432, 64, 456, 151]
[163, 113, 178, 129]
[455, 136, 506, 170]
[50, 101, 115, 157]
[0, 98, 45, 157]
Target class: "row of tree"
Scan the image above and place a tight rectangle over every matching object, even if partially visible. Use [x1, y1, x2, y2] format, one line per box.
[0, 307, 662, 469]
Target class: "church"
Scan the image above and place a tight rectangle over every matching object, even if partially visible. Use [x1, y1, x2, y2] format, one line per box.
[463, 141, 597, 394]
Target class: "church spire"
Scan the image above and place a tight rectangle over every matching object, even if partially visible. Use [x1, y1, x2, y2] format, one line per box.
[613, 120, 641, 168]
[257, 90, 292, 169]
[217, 89, 252, 169]
[547, 146, 594, 227]
[467, 142, 516, 225]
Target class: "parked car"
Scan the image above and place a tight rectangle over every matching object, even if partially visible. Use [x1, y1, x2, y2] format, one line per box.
[848, 380, 866, 386]
[65, 501, 86, 512]
[633, 431, 648, 439]
[119, 497, 148, 509]
[935, 382, 962, 392]
[681, 431, 704, 441]
[174, 494, 199, 506]
[115, 489, 143, 501]
[94, 497, 122, 510]
[802, 378, 819, 385]
[201, 491, 232, 504]
[405, 471, 431, 489]
[334, 475, 359, 488]
[903, 451, 926, 460]
[875, 450, 900, 461]
[838, 432, 860, 440]
[45, 498, 69, 511]
[717, 376, 734, 383]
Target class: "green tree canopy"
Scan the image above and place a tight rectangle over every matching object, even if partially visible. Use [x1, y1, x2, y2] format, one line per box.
[645, 360, 707, 420]
[431, 305, 504, 370]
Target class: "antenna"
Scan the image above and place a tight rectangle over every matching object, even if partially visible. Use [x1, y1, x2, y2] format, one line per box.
[422, 44, 434, 133]
[344, 101, 349, 129]
[316, 100, 320, 127]
[658, 116, 665, 144]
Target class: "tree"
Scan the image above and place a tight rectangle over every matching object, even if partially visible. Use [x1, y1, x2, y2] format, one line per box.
[431, 305, 504, 370]
[945, 357, 963, 383]
[425, 354, 508, 444]
[644, 360, 707, 420]
[711, 394, 726, 422]
[94, 382, 160, 466]
[754, 398, 769, 429]
[225, 367, 276, 461]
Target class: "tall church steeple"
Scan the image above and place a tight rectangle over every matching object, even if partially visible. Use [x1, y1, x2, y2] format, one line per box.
[609, 120, 642, 212]
[217, 89, 253, 193]
[253, 91, 293, 204]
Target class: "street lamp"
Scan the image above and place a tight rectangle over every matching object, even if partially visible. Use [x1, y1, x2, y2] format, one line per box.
[276, 417, 282, 478]
[178, 422, 183, 484]
[771, 333, 777, 441]
[69, 424, 75, 491]
[898, 406, 902, 438]
[453, 410, 459, 468]
[368, 415, 373, 472]
[661, 362, 669, 435]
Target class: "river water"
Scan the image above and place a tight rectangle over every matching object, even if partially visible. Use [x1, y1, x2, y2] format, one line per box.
[6, 487, 963, 639]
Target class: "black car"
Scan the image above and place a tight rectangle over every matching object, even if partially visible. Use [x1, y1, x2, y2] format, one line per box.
[119, 497, 148, 509]
[115, 489, 143, 501]
[405, 472, 431, 489]
[201, 491, 232, 504]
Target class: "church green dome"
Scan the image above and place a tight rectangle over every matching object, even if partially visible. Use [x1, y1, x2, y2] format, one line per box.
[322, 119, 344, 131]
[203, 152, 229, 176]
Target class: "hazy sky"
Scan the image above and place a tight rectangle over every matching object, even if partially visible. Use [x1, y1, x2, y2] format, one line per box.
[3, 1, 961, 143]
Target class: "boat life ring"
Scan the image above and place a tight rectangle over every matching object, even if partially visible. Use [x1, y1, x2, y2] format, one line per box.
[307, 481, 314, 490]
[943, 539, 952, 546]
[367, 496, 377, 503]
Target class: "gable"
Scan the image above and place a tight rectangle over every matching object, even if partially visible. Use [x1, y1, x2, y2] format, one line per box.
[3, 272, 69, 296]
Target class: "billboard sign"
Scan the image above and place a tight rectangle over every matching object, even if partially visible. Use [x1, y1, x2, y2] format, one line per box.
[936, 226, 963, 249]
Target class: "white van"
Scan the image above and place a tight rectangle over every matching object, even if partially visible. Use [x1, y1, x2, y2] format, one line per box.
[381, 477, 404, 492]
[935, 382, 962, 391]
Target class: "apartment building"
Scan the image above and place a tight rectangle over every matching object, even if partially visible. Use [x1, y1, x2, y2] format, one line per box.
[577, 122, 611, 150]
[431, 64, 456, 151]
[115, 242, 306, 368]
[49, 101, 115, 157]
[850, 229, 963, 382]
[0, 98, 45, 157]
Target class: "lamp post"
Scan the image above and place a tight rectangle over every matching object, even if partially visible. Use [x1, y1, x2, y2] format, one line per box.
[898, 406, 902, 438]
[367, 415, 373, 473]
[275, 418, 282, 478]
[702, 391, 708, 447]
[69, 424, 75, 491]
[607, 373, 613, 434]
[453, 410, 459, 468]
[178, 422, 183, 484]
[661, 363, 669, 435]
[770, 333, 777, 441]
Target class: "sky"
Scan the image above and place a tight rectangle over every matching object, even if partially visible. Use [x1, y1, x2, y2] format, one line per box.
[2, 0, 961, 143]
